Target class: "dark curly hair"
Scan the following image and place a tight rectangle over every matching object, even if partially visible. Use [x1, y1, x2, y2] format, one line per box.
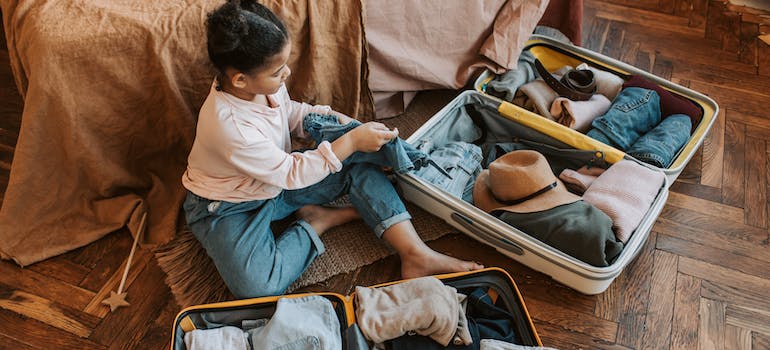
[206, 0, 289, 75]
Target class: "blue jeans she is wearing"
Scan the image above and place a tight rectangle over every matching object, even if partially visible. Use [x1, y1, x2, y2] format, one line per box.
[413, 141, 482, 204]
[183, 162, 411, 299]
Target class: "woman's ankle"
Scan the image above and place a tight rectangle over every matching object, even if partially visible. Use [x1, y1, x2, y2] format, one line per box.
[297, 205, 358, 235]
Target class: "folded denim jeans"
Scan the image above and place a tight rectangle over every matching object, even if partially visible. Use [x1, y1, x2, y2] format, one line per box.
[623, 74, 702, 131]
[586, 87, 662, 150]
[627, 114, 691, 168]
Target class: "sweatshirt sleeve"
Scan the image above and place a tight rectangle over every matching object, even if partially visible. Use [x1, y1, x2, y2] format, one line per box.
[280, 86, 333, 139]
[228, 130, 343, 190]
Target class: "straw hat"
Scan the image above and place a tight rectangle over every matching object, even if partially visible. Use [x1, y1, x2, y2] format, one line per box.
[473, 150, 580, 213]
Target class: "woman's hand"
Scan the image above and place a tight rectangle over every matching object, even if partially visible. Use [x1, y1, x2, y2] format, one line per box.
[330, 122, 398, 162]
[348, 122, 399, 153]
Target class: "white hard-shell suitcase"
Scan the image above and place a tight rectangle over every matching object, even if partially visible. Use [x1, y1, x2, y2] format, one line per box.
[393, 34, 717, 294]
[396, 90, 669, 295]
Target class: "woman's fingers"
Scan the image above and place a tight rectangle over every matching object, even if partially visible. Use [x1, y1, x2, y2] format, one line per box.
[367, 122, 388, 131]
[357, 122, 399, 150]
[378, 128, 398, 143]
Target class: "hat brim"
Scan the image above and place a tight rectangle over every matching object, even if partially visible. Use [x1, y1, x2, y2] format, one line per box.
[473, 169, 581, 214]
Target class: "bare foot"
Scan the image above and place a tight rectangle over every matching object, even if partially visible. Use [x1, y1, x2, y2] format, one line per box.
[400, 248, 484, 279]
[296, 205, 359, 235]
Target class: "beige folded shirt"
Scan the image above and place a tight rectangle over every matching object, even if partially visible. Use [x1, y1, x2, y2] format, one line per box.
[355, 277, 460, 346]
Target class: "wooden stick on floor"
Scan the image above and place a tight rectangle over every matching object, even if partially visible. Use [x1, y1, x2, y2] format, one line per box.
[102, 212, 148, 312]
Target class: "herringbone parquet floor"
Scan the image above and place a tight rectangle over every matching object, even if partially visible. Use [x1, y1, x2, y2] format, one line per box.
[1, 0, 769, 349]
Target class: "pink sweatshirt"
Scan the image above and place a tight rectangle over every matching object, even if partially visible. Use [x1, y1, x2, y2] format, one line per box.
[182, 82, 343, 202]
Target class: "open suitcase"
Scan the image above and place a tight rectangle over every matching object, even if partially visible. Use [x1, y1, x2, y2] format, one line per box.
[396, 90, 668, 295]
[170, 268, 541, 349]
[395, 36, 717, 295]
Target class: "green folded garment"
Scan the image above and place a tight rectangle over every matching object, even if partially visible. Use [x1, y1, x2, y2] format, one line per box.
[495, 200, 623, 267]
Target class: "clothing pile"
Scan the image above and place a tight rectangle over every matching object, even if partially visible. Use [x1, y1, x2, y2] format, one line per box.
[411, 104, 665, 267]
[358, 277, 555, 349]
[486, 53, 702, 168]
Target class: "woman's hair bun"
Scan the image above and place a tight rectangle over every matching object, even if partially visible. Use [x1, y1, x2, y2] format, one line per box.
[206, 2, 249, 53]
[206, 0, 289, 73]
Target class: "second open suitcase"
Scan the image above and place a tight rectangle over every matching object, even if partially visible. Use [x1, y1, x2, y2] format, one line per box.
[170, 268, 540, 349]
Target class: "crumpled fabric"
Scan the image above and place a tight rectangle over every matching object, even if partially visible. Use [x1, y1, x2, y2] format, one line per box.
[366, 0, 552, 119]
[355, 276, 460, 346]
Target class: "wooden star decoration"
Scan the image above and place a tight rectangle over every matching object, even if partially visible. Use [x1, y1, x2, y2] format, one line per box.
[102, 290, 130, 312]
[101, 212, 147, 313]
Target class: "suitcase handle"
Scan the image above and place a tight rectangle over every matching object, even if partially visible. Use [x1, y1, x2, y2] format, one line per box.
[450, 212, 524, 256]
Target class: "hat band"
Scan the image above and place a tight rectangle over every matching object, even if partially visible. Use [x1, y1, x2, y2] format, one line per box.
[492, 181, 557, 206]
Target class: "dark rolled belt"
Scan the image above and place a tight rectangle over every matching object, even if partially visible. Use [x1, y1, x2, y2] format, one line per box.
[534, 58, 596, 101]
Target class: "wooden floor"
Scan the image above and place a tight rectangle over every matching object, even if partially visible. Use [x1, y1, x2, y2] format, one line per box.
[2, 0, 770, 349]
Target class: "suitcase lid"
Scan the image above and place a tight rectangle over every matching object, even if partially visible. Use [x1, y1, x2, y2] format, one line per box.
[475, 35, 719, 180]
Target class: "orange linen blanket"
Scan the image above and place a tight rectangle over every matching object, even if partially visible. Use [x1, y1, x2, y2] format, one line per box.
[0, 0, 371, 266]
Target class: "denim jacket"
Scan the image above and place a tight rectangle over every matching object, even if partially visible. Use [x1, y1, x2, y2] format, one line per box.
[413, 141, 482, 204]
